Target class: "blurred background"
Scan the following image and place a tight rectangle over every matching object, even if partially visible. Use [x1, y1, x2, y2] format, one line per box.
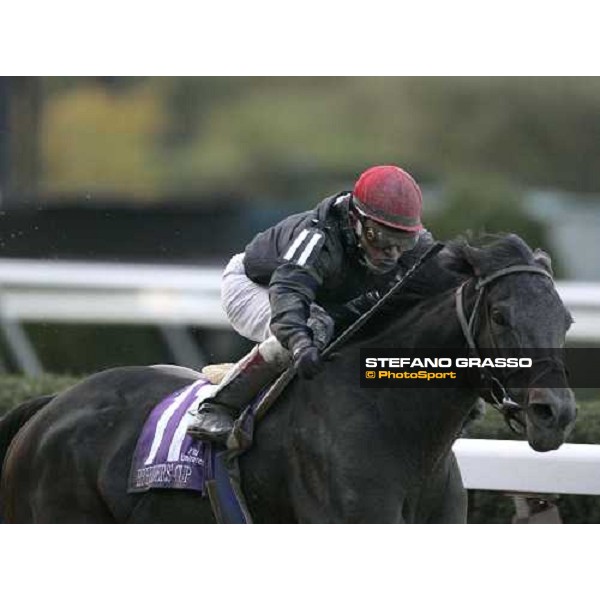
[1, 76, 600, 523]
[1, 76, 600, 376]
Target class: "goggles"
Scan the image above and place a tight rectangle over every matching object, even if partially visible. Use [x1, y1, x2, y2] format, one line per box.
[362, 219, 419, 252]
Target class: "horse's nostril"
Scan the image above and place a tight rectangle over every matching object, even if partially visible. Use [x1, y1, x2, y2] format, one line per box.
[530, 403, 555, 426]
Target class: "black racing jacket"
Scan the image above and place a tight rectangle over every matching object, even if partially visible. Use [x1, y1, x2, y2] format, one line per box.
[243, 192, 435, 352]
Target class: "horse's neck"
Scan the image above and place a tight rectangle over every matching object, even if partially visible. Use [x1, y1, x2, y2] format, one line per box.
[369, 287, 465, 349]
[358, 288, 477, 460]
[244, 289, 477, 521]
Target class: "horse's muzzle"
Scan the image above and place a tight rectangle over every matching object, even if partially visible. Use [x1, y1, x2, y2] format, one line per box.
[525, 387, 577, 451]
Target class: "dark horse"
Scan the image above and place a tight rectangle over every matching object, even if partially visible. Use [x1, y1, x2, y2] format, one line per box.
[0, 234, 577, 523]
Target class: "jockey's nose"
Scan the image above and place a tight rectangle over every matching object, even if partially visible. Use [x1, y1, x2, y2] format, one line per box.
[383, 245, 402, 261]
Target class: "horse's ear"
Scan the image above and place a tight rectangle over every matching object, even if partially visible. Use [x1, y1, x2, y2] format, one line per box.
[463, 245, 484, 277]
[441, 241, 481, 277]
[533, 248, 554, 275]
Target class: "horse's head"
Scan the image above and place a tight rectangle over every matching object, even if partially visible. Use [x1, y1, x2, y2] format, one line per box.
[449, 234, 577, 451]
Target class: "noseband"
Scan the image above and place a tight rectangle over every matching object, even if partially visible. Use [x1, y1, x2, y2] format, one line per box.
[455, 265, 556, 433]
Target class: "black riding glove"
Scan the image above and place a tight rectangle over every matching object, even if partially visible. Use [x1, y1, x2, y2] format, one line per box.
[293, 345, 323, 379]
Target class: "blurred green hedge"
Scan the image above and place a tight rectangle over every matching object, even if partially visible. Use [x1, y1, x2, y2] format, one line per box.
[1, 376, 599, 523]
[0, 374, 78, 415]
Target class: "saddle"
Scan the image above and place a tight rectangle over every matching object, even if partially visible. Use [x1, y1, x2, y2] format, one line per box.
[201, 363, 234, 384]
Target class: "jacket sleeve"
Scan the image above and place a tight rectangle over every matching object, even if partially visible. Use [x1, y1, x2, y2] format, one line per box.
[327, 289, 382, 333]
[268, 262, 322, 352]
[268, 227, 336, 352]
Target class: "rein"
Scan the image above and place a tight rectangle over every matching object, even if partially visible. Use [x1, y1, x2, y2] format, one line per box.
[252, 242, 445, 422]
[455, 264, 555, 433]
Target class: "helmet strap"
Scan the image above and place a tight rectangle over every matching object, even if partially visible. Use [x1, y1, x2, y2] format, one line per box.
[355, 217, 363, 238]
[348, 203, 362, 236]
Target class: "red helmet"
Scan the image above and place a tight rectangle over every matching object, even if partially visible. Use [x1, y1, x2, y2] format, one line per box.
[352, 165, 423, 232]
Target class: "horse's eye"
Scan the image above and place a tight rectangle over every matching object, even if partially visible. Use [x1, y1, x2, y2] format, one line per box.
[491, 309, 507, 326]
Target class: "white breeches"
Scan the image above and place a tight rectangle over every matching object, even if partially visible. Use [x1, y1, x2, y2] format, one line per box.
[221, 252, 273, 343]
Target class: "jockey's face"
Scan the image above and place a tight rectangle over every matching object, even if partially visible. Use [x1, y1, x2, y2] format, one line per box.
[358, 219, 418, 273]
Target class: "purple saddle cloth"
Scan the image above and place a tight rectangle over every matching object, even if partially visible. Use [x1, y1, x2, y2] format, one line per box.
[128, 378, 216, 494]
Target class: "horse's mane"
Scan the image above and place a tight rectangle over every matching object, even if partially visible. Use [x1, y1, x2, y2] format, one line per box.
[441, 232, 552, 281]
[395, 232, 551, 304]
[352, 233, 553, 340]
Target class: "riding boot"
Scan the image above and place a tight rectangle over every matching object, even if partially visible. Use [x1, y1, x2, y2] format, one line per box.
[187, 337, 291, 445]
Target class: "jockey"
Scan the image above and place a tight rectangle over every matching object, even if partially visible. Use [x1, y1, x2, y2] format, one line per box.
[188, 165, 435, 444]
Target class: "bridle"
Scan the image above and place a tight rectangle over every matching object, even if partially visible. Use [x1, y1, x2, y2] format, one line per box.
[455, 264, 558, 433]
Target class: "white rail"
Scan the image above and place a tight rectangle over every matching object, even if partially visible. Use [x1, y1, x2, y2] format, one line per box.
[555, 281, 600, 342]
[0, 259, 229, 374]
[454, 439, 600, 495]
[0, 258, 598, 375]
[0, 258, 598, 337]
[0, 259, 227, 327]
